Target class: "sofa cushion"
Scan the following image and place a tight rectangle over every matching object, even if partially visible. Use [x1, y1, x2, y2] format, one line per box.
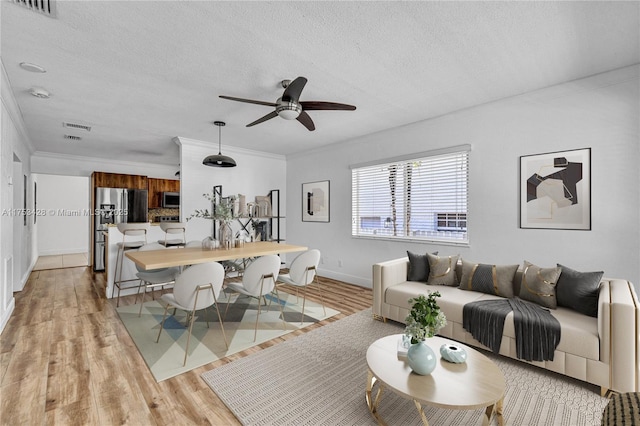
[385, 282, 486, 324]
[459, 259, 519, 298]
[550, 306, 600, 360]
[426, 253, 459, 286]
[556, 264, 603, 318]
[519, 261, 561, 309]
[406, 251, 437, 282]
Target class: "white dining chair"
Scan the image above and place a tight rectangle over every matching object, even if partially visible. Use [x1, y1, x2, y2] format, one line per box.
[134, 242, 180, 316]
[276, 249, 325, 323]
[224, 254, 285, 341]
[156, 262, 227, 366]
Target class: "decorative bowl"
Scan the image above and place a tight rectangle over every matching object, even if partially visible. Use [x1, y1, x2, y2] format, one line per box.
[439, 343, 467, 363]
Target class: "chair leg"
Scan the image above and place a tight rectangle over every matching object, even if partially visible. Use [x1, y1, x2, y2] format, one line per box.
[300, 285, 307, 324]
[156, 304, 170, 343]
[137, 283, 149, 317]
[223, 292, 233, 320]
[273, 286, 287, 332]
[315, 276, 327, 316]
[213, 292, 229, 349]
[134, 279, 144, 305]
[183, 307, 196, 366]
[115, 248, 125, 307]
[253, 294, 262, 342]
[112, 248, 121, 300]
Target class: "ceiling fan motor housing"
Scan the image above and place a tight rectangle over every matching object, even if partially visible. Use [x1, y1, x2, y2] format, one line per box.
[276, 97, 302, 120]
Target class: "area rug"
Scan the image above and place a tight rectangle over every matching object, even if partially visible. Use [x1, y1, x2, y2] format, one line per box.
[116, 289, 339, 382]
[201, 309, 608, 426]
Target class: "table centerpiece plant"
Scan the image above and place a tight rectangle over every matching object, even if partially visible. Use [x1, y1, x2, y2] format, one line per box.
[189, 193, 235, 249]
[404, 291, 447, 375]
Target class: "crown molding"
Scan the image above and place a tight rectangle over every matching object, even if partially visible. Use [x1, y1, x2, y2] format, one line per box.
[173, 136, 285, 161]
[1, 59, 36, 154]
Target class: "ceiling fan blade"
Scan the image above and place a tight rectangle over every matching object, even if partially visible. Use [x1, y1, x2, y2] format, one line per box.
[296, 111, 315, 131]
[300, 101, 357, 111]
[247, 110, 278, 127]
[219, 95, 277, 107]
[282, 76, 307, 102]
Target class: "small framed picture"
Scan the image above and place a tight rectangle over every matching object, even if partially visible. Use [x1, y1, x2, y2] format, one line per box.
[519, 148, 591, 230]
[302, 180, 330, 222]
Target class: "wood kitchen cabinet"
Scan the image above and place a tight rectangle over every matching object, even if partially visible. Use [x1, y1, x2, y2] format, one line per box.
[148, 178, 180, 208]
[91, 171, 148, 189]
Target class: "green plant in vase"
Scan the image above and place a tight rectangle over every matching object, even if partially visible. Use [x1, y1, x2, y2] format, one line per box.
[188, 193, 235, 249]
[404, 291, 447, 375]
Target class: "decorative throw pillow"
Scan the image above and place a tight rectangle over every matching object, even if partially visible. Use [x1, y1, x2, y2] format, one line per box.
[519, 261, 561, 309]
[555, 264, 603, 317]
[426, 253, 459, 286]
[459, 259, 519, 298]
[406, 251, 438, 282]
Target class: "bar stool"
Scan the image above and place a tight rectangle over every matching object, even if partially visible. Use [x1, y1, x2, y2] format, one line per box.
[158, 222, 186, 247]
[112, 222, 149, 307]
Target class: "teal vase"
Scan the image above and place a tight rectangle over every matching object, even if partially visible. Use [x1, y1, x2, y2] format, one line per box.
[407, 340, 437, 375]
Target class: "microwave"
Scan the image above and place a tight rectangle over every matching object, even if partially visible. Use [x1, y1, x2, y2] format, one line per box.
[162, 192, 180, 208]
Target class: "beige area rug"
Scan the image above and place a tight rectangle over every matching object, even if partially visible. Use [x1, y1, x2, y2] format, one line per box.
[33, 253, 88, 270]
[116, 290, 339, 382]
[201, 309, 608, 426]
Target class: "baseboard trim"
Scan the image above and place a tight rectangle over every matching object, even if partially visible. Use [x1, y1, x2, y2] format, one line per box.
[0, 297, 15, 335]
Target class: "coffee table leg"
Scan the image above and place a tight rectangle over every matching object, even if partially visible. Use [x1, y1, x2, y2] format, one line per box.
[483, 397, 504, 426]
[366, 369, 387, 425]
[413, 400, 430, 425]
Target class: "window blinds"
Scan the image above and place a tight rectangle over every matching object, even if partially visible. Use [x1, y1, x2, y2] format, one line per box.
[351, 148, 469, 243]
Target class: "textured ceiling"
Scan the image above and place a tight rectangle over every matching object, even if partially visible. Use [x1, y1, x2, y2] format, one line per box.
[2, 1, 638, 167]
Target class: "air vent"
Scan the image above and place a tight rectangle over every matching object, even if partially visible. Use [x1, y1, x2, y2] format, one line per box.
[63, 122, 91, 132]
[64, 135, 82, 141]
[12, 0, 56, 17]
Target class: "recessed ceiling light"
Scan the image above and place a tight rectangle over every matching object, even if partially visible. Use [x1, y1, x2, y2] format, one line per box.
[20, 62, 46, 73]
[29, 87, 50, 99]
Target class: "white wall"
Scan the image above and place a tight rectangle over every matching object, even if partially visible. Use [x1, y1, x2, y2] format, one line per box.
[176, 137, 287, 249]
[286, 65, 640, 290]
[34, 174, 90, 256]
[1, 60, 35, 332]
[31, 151, 177, 179]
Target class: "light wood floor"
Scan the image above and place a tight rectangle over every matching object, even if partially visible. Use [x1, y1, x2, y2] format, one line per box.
[33, 253, 89, 271]
[0, 266, 373, 425]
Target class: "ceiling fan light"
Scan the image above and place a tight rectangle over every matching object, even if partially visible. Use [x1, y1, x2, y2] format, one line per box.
[276, 100, 302, 120]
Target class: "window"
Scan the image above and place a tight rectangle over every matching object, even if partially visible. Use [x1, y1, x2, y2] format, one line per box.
[351, 145, 469, 244]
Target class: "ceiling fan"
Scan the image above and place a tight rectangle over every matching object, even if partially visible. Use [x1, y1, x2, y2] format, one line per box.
[219, 76, 356, 131]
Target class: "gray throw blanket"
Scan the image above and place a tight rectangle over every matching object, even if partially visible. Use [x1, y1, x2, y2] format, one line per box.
[462, 298, 561, 361]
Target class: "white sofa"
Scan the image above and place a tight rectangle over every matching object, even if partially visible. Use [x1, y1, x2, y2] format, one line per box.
[372, 257, 640, 395]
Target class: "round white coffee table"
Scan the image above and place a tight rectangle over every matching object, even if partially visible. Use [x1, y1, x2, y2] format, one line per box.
[366, 334, 505, 426]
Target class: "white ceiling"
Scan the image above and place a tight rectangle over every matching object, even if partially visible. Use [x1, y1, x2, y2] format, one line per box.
[2, 1, 638, 167]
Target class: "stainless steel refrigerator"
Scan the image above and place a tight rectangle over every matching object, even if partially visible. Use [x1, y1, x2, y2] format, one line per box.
[94, 187, 148, 271]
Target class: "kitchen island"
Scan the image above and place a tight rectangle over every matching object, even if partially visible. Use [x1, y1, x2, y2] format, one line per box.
[102, 223, 168, 300]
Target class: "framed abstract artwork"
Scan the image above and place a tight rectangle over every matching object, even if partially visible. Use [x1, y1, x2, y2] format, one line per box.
[302, 180, 330, 222]
[520, 148, 591, 230]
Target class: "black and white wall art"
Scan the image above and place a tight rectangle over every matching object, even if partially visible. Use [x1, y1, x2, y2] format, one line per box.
[302, 180, 330, 223]
[520, 148, 591, 230]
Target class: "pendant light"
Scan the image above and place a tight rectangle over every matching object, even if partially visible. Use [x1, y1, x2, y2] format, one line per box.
[203, 121, 237, 167]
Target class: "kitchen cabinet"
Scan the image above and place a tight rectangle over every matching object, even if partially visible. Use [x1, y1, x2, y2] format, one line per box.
[91, 171, 147, 189]
[148, 178, 180, 208]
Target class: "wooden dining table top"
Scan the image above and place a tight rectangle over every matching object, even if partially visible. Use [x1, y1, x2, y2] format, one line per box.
[125, 241, 308, 270]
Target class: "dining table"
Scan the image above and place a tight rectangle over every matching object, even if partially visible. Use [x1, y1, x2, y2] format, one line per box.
[125, 241, 308, 271]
